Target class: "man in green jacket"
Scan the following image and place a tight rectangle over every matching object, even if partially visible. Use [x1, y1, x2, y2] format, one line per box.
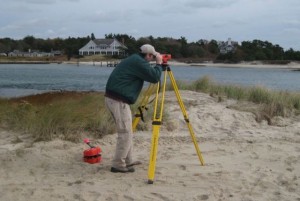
[105, 44, 163, 173]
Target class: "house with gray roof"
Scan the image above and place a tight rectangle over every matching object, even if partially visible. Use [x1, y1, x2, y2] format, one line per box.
[218, 38, 238, 54]
[79, 38, 126, 56]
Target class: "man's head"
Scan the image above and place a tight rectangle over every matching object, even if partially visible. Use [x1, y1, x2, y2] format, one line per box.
[140, 44, 158, 62]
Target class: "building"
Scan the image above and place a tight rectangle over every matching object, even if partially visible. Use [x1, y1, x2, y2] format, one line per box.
[218, 38, 238, 54]
[78, 38, 126, 56]
[8, 50, 62, 57]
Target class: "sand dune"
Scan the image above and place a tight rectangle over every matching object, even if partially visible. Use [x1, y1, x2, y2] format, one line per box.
[0, 91, 299, 201]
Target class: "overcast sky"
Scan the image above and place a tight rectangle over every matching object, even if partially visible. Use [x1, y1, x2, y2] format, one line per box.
[0, 0, 299, 50]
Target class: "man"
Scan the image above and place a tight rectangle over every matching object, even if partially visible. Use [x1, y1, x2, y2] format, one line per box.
[105, 44, 163, 173]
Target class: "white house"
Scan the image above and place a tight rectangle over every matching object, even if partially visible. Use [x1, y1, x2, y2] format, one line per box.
[218, 38, 238, 54]
[78, 38, 126, 56]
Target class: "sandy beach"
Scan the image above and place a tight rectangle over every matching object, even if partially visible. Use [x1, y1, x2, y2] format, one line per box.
[0, 90, 299, 201]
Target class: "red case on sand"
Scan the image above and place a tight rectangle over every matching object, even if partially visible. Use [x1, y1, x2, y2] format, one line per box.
[83, 146, 102, 164]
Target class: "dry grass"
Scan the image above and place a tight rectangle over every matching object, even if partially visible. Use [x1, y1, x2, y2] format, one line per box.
[186, 76, 300, 125]
[76, 55, 115, 62]
[0, 55, 66, 62]
[0, 91, 115, 142]
[1, 77, 299, 142]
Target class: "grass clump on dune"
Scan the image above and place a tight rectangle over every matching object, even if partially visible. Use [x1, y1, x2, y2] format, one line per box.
[187, 76, 300, 124]
[0, 92, 115, 142]
[164, 75, 299, 124]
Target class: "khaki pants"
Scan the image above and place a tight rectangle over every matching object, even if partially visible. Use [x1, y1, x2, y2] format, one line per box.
[105, 97, 133, 168]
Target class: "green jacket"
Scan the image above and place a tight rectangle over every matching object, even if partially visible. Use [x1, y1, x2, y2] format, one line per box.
[105, 54, 162, 104]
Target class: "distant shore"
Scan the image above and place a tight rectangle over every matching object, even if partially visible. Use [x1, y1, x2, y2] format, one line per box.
[168, 61, 300, 69]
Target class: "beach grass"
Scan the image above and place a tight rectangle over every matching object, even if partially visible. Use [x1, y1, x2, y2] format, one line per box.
[1, 78, 299, 141]
[0, 92, 115, 141]
[184, 76, 300, 123]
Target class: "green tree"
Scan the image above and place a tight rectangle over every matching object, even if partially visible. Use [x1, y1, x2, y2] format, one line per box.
[255, 50, 267, 60]
[105, 33, 138, 55]
[23, 36, 36, 46]
[179, 36, 188, 57]
[0, 38, 16, 53]
[91, 33, 96, 40]
[208, 40, 219, 54]
[53, 37, 65, 50]
[187, 43, 205, 57]
[284, 48, 300, 60]
[64, 36, 84, 60]
[272, 44, 284, 60]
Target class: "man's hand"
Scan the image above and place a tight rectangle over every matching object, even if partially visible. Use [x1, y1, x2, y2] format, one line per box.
[155, 53, 162, 65]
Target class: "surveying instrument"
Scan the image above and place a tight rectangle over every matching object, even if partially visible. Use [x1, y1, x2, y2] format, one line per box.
[132, 54, 205, 184]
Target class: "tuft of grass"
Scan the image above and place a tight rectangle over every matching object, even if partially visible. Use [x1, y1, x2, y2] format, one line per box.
[248, 86, 272, 104]
[165, 80, 190, 91]
[290, 94, 300, 111]
[222, 86, 246, 100]
[0, 92, 115, 142]
[194, 76, 212, 92]
[163, 75, 299, 124]
[183, 76, 300, 124]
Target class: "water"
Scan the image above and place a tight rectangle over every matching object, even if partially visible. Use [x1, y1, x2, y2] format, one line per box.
[172, 66, 300, 91]
[0, 64, 112, 98]
[0, 63, 299, 98]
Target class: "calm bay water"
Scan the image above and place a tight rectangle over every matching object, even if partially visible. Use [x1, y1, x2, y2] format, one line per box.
[0, 63, 299, 98]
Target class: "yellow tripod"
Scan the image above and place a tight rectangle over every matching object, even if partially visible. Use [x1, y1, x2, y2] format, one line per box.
[132, 63, 205, 184]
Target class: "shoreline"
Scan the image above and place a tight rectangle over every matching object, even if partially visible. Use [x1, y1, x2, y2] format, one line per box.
[0, 61, 62, 64]
[1, 60, 299, 69]
[168, 61, 300, 69]
[64, 60, 300, 69]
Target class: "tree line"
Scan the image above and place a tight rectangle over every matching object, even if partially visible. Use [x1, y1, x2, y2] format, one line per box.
[1, 34, 300, 62]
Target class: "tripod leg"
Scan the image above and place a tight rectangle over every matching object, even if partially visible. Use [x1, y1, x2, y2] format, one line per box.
[168, 70, 205, 166]
[132, 83, 157, 132]
[148, 70, 167, 184]
[148, 124, 161, 184]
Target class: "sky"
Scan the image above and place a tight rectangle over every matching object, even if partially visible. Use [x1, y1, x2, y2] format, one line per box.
[0, 0, 300, 50]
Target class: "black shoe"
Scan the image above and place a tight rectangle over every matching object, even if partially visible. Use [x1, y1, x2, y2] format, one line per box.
[111, 167, 135, 173]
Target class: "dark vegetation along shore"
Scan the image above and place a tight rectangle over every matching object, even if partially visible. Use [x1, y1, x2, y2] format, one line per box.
[1, 34, 300, 63]
[0, 77, 299, 142]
